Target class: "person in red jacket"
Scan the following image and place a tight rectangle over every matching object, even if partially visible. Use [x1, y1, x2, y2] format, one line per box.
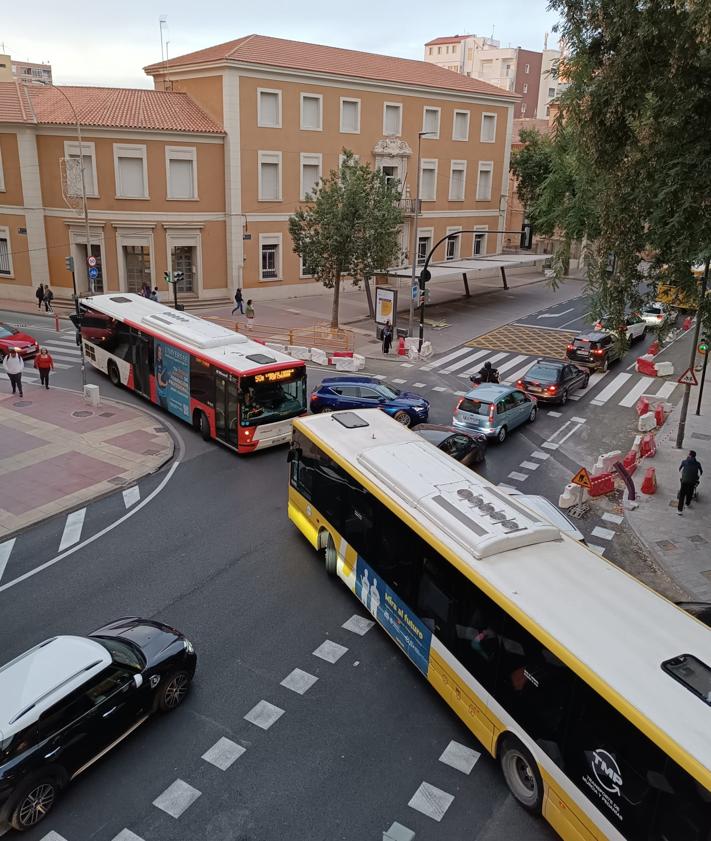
[34, 347, 54, 389]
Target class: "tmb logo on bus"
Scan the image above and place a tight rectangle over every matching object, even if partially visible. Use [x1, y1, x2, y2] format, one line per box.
[591, 749, 623, 795]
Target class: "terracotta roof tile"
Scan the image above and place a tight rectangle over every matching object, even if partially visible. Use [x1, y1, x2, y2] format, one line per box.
[424, 35, 472, 47]
[145, 34, 517, 100]
[0, 84, 223, 133]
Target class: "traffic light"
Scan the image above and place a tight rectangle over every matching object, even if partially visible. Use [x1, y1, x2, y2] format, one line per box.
[65, 256, 74, 272]
[164, 271, 171, 284]
[699, 337, 709, 356]
[418, 267, 431, 291]
[520, 223, 533, 250]
[174, 271, 184, 286]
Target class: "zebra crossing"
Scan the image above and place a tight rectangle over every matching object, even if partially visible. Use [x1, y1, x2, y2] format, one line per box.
[410, 346, 680, 409]
[20, 334, 83, 385]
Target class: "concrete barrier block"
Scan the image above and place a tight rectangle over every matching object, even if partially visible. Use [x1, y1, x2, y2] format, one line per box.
[404, 337, 419, 350]
[334, 355, 358, 371]
[655, 361, 674, 377]
[420, 341, 433, 359]
[310, 348, 328, 366]
[558, 483, 580, 509]
[352, 353, 366, 371]
[595, 450, 622, 473]
[83, 384, 101, 406]
[265, 342, 287, 354]
[287, 345, 311, 361]
[638, 411, 657, 432]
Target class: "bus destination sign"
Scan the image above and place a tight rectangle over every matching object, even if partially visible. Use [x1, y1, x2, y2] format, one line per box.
[254, 368, 296, 384]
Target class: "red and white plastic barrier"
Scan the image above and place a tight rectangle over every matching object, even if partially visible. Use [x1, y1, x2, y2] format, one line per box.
[641, 467, 657, 495]
[635, 354, 674, 378]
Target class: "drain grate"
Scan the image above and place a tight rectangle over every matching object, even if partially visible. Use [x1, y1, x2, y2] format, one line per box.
[142, 448, 161, 455]
[72, 410, 93, 418]
[655, 539, 677, 552]
[12, 400, 32, 407]
[99, 411, 116, 418]
[153, 426, 168, 433]
[688, 535, 708, 545]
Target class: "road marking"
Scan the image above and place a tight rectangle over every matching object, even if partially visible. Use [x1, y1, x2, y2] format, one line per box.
[111, 830, 145, 841]
[58, 508, 86, 552]
[313, 639, 348, 663]
[531, 451, 550, 460]
[422, 345, 473, 371]
[591, 372, 632, 406]
[454, 390, 467, 396]
[432, 386, 448, 392]
[400, 362, 414, 368]
[571, 416, 586, 424]
[244, 700, 285, 730]
[412, 382, 426, 388]
[457, 351, 508, 378]
[439, 740, 481, 775]
[591, 526, 616, 541]
[502, 360, 535, 384]
[652, 380, 678, 400]
[547, 410, 562, 417]
[508, 471, 528, 481]
[0, 539, 15, 583]
[619, 376, 655, 407]
[373, 374, 387, 380]
[153, 779, 201, 819]
[384, 823, 416, 841]
[202, 737, 246, 770]
[37, 833, 68, 841]
[281, 668, 319, 695]
[557, 423, 584, 445]
[342, 614, 375, 635]
[123, 486, 140, 508]
[602, 512, 624, 525]
[43, 354, 79, 364]
[392, 378, 407, 384]
[542, 441, 559, 450]
[587, 544, 607, 555]
[495, 354, 529, 376]
[408, 781, 455, 822]
[548, 420, 572, 442]
[441, 348, 489, 374]
[520, 461, 539, 470]
[538, 307, 574, 319]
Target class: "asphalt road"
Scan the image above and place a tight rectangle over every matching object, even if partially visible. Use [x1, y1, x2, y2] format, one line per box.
[0, 301, 695, 841]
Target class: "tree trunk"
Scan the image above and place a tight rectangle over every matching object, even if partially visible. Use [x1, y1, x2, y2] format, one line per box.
[330, 271, 341, 329]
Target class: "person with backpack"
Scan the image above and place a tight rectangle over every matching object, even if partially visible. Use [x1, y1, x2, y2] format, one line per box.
[232, 288, 244, 315]
[35, 284, 45, 310]
[43, 286, 54, 312]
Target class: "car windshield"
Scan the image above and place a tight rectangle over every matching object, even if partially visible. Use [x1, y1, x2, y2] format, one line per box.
[376, 384, 401, 399]
[459, 398, 490, 416]
[240, 371, 307, 427]
[417, 429, 447, 445]
[0, 324, 18, 339]
[526, 364, 559, 382]
[94, 637, 145, 672]
[573, 338, 592, 347]
[644, 305, 662, 315]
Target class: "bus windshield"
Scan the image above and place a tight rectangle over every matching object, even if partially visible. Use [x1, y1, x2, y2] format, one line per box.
[240, 369, 306, 427]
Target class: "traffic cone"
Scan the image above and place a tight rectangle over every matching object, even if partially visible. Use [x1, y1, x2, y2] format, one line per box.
[398, 335, 406, 356]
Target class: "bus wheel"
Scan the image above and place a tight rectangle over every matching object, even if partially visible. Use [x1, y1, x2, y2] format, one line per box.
[198, 412, 211, 442]
[107, 361, 121, 387]
[499, 736, 543, 814]
[324, 534, 337, 576]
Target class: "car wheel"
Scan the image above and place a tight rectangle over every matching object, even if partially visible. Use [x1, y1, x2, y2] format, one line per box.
[583, 374, 590, 389]
[158, 670, 192, 712]
[560, 389, 568, 406]
[324, 533, 337, 575]
[107, 360, 121, 387]
[198, 411, 211, 442]
[9, 776, 59, 831]
[601, 357, 609, 373]
[497, 426, 508, 443]
[394, 410, 411, 427]
[499, 736, 543, 814]
[528, 406, 537, 423]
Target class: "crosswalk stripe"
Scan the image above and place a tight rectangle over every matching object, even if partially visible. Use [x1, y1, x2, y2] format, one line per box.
[59, 508, 86, 552]
[496, 354, 529, 376]
[591, 372, 632, 405]
[458, 351, 508, 378]
[503, 360, 535, 384]
[652, 381, 678, 400]
[619, 376, 655, 407]
[442, 348, 490, 374]
[0, 539, 15, 583]
[46, 353, 81, 363]
[422, 346, 474, 371]
[123, 486, 141, 508]
[44, 343, 81, 354]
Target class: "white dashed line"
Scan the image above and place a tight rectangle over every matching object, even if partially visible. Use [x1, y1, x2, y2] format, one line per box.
[153, 779, 201, 819]
[520, 461, 539, 470]
[571, 416, 586, 424]
[0, 538, 15, 584]
[313, 639, 348, 663]
[542, 441, 559, 450]
[439, 740, 481, 774]
[281, 668, 319, 695]
[342, 614, 375, 635]
[413, 382, 427, 388]
[58, 508, 86, 552]
[400, 362, 414, 368]
[392, 378, 407, 384]
[123, 486, 141, 508]
[602, 512, 624, 525]
[432, 386, 448, 392]
[547, 410, 562, 417]
[202, 737, 246, 770]
[384, 822, 416, 841]
[408, 781, 455, 822]
[111, 829, 145, 841]
[591, 526, 616, 541]
[587, 544, 607, 555]
[244, 700, 285, 730]
[373, 374, 387, 380]
[531, 451, 549, 460]
[508, 471, 528, 481]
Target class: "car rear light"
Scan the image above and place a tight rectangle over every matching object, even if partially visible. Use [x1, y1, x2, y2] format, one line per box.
[592, 349, 604, 356]
[547, 385, 558, 394]
[456, 398, 463, 409]
[516, 379, 524, 388]
[488, 403, 495, 424]
[566, 344, 574, 351]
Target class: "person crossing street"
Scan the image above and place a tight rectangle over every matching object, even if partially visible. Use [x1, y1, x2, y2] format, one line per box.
[3, 348, 24, 397]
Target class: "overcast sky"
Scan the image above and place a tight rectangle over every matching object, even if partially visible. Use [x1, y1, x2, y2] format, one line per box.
[3, 0, 561, 88]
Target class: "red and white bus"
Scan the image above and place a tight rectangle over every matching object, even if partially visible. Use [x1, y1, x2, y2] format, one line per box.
[75, 293, 307, 452]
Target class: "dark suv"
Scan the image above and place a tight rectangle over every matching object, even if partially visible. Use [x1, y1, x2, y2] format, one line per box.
[0, 618, 196, 831]
[565, 331, 621, 372]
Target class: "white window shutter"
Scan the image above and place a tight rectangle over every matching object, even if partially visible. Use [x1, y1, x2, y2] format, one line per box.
[118, 156, 144, 197]
[302, 96, 320, 129]
[261, 162, 279, 200]
[169, 158, 194, 199]
[260, 92, 279, 126]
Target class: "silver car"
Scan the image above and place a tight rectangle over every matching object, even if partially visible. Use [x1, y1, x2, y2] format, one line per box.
[452, 384, 537, 443]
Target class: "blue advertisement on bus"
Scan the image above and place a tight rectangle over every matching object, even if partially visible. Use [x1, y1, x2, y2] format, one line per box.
[154, 340, 190, 420]
[355, 556, 432, 675]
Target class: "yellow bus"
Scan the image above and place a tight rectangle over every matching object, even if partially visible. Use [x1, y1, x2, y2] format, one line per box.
[288, 409, 711, 841]
[657, 263, 708, 310]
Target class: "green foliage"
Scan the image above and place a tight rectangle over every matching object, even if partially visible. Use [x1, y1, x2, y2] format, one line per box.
[288, 150, 404, 327]
[510, 128, 555, 215]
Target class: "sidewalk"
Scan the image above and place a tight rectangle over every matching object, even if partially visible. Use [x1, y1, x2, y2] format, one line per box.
[625, 377, 711, 600]
[0, 384, 173, 540]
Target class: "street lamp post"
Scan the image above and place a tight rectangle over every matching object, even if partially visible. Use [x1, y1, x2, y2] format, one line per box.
[408, 131, 435, 337]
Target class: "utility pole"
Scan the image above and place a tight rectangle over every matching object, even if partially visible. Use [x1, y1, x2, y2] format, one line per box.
[65, 256, 87, 389]
[408, 131, 435, 336]
[676, 256, 709, 448]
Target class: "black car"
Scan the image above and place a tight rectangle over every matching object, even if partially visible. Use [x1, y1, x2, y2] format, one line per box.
[518, 359, 589, 405]
[0, 618, 196, 831]
[414, 424, 487, 465]
[565, 331, 622, 372]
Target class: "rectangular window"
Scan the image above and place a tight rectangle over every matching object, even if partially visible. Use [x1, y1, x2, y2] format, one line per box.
[257, 89, 281, 128]
[381, 165, 399, 188]
[300, 153, 322, 200]
[65, 141, 97, 197]
[383, 103, 402, 137]
[422, 107, 440, 138]
[473, 228, 488, 255]
[114, 144, 148, 199]
[171, 244, 195, 292]
[481, 113, 497, 143]
[420, 159, 437, 202]
[300, 94, 322, 131]
[0, 227, 12, 276]
[445, 229, 460, 261]
[166, 146, 197, 200]
[260, 234, 282, 281]
[523, 83, 528, 94]
[453, 110, 470, 141]
[417, 233, 432, 265]
[524, 63, 530, 73]
[548, 87, 556, 98]
[123, 245, 151, 293]
[258, 151, 282, 202]
[437, 46, 442, 55]
[476, 162, 493, 201]
[449, 161, 466, 201]
[521, 103, 527, 115]
[340, 98, 360, 133]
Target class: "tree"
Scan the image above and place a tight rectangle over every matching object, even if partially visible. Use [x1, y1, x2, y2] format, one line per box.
[289, 151, 404, 328]
[510, 127, 555, 217]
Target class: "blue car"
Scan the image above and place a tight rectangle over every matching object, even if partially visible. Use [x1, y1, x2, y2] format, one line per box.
[310, 376, 429, 427]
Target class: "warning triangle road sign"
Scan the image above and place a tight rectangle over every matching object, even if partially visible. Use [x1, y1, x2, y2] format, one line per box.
[571, 467, 592, 489]
[677, 367, 699, 386]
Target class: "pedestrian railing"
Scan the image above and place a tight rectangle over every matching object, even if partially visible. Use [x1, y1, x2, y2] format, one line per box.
[204, 317, 354, 354]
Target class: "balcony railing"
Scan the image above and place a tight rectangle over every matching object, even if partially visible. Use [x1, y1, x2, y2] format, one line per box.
[398, 197, 419, 214]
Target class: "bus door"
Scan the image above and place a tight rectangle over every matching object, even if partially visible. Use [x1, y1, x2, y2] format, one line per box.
[130, 329, 152, 398]
[215, 371, 239, 448]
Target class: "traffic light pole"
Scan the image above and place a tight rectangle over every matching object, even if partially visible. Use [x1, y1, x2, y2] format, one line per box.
[676, 256, 709, 448]
[696, 343, 709, 416]
[66, 257, 87, 389]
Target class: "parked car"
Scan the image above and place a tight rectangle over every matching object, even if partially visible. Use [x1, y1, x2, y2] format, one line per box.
[565, 331, 622, 372]
[593, 313, 647, 343]
[413, 424, 487, 465]
[310, 376, 429, 427]
[640, 301, 677, 328]
[0, 323, 39, 360]
[452, 384, 537, 443]
[0, 618, 196, 831]
[517, 359, 589, 405]
[497, 485, 585, 542]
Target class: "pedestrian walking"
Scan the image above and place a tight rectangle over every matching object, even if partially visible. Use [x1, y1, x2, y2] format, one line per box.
[231, 288, 244, 315]
[33, 347, 54, 389]
[35, 284, 45, 310]
[3, 348, 24, 397]
[43, 286, 54, 312]
[150, 287, 159, 302]
[382, 320, 393, 354]
[678, 450, 703, 515]
[245, 299, 255, 330]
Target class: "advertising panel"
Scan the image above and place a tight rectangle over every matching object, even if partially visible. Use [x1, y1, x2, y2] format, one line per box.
[155, 340, 190, 420]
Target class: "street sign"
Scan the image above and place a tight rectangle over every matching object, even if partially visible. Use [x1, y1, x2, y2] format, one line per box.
[87, 256, 97, 267]
[677, 367, 699, 386]
[243, 233, 252, 241]
[88, 267, 99, 280]
[571, 467, 592, 489]
[411, 283, 419, 302]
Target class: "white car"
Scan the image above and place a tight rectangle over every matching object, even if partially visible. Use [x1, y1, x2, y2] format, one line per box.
[497, 485, 585, 542]
[640, 301, 677, 327]
[593, 313, 647, 343]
